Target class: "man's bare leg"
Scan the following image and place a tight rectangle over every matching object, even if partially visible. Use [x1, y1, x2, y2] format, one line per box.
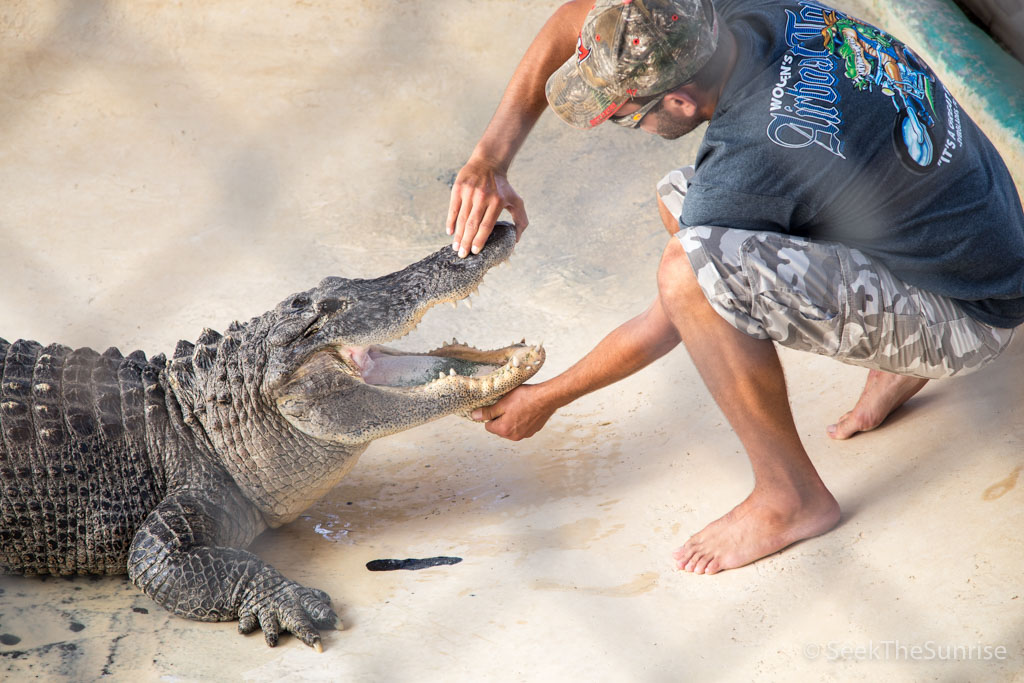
[827, 370, 928, 440]
[657, 238, 840, 574]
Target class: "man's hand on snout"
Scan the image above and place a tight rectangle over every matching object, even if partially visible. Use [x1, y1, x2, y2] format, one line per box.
[446, 159, 528, 258]
[471, 384, 556, 441]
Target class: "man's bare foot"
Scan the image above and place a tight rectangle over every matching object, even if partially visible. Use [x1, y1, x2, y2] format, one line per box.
[827, 369, 928, 440]
[672, 486, 840, 574]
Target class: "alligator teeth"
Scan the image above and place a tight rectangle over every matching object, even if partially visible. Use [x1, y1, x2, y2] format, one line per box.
[511, 356, 521, 368]
[449, 301, 457, 309]
[438, 371, 446, 380]
[449, 368, 457, 376]
[464, 298, 472, 309]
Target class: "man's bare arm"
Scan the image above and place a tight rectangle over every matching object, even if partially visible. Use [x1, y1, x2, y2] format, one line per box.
[472, 294, 682, 440]
[447, 0, 592, 256]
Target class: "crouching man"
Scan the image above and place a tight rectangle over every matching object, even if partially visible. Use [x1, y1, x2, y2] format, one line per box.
[447, 0, 1024, 573]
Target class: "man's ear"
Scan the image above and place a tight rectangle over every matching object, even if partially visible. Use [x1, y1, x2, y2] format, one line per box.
[662, 89, 699, 118]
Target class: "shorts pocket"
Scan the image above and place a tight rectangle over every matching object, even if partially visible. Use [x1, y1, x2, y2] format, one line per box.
[742, 238, 843, 356]
[751, 287, 842, 355]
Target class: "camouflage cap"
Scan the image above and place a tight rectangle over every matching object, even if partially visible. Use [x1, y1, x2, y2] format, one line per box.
[546, 0, 719, 129]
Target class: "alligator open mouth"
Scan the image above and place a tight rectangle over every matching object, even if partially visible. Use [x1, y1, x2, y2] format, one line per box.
[274, 222, 544, 443]
[324, 221, 545, 395]
[342, 340, 545, 392]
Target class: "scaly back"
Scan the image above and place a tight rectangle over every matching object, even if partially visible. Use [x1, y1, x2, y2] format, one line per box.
[0, 338, 168, 575]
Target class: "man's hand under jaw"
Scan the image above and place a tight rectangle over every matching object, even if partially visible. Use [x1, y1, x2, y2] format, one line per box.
[446, 161, 528, 258]
[471, 384, 557, 441]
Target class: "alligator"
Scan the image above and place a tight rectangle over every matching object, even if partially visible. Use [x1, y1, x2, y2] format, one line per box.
[0, 222, 543, 651]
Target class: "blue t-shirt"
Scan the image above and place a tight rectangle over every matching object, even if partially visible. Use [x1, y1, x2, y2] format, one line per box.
[682, 0, 1024, 328]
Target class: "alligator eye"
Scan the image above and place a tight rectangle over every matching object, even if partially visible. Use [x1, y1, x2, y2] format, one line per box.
[291, 296, 311, 309]
[315, 298, 349, 315]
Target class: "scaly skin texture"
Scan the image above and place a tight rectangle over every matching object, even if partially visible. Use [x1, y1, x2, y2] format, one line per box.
[0, 223, 543, 650]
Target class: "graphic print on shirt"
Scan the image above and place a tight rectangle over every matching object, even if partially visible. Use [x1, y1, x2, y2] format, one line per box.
[820, 9, 939, 169]
[766, 2, 960, 172]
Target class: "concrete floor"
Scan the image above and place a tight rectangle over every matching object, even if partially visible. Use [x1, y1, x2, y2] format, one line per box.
[1, 1, 1021, 681]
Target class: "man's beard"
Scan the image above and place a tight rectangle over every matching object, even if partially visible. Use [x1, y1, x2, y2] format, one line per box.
[652, 113, 701, 140]
[645, 100, 701, 140]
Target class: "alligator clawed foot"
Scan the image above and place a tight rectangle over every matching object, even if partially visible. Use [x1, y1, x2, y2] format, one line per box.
[237, 576, 341, 651]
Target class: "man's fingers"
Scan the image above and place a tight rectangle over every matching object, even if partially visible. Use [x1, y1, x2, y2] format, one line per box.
[484, 417, 512, 438]
[454, 191, 485, 255]
[453, 194, 475, 251]
[459, 197, 491, 257]
[472, 403, 502, 422]
[446, 164, 526, 254]
[509, 199, 529, 241]
[446, 190, 462, 236]
[473, 203, 504, 254]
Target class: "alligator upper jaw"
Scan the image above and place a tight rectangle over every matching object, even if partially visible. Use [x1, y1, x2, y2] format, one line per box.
[313, 223, 519, 349]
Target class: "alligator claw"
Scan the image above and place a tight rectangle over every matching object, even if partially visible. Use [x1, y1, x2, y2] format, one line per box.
[238, 613, 260, 635]
[237, 572, 339, 650]
[257, 608, 281, 648]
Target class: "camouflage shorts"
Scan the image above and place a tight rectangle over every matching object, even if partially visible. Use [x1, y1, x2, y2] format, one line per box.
[658, 171, 1013, 379]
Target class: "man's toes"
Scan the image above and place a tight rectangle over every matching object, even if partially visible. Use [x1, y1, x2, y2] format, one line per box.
[684, 552, 705, 573]
[704, 559, 722, 575]
[673, 541, 700, 570]
[692, 554, 713, 574]
[827, 412, 862, 440]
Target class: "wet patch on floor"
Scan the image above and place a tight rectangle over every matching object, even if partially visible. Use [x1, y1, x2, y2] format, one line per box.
[531, 572, 660, 598]
[983, 465, 1021, 501]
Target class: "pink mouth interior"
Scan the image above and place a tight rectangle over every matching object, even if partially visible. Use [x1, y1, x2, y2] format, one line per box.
[346, 346, 501, 387]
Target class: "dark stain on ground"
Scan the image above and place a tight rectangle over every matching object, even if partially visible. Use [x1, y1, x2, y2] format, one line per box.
[366, 557, 462, 571]
[0, 634, 21, 646]
[101, 633, 127, 677]
[69, 622, 85, 632]
[132, 607, 149, 614]
[0, 640, 76, 659]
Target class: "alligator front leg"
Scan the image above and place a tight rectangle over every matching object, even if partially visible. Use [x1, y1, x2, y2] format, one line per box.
[127, 488, 340, 650]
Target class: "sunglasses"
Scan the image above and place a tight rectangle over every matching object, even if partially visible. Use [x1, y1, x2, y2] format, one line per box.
[610, 92, 668, 128]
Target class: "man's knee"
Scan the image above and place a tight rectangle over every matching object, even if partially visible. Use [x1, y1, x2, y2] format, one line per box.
[657, 236, 703, 311]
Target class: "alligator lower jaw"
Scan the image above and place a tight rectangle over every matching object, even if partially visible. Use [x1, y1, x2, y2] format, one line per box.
[341, 341, 545, 393]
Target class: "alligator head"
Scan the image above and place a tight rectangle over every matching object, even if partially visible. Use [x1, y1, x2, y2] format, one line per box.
[261, 221, 543, 445]
[165, 222, 542, 521]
